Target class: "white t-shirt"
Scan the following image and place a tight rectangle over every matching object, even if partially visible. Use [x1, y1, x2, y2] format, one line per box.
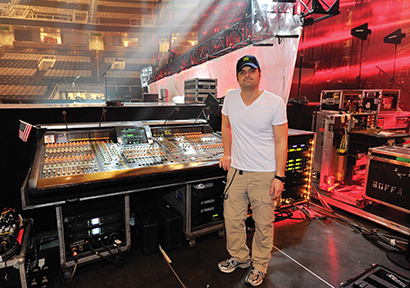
[222, 88, 287, 172]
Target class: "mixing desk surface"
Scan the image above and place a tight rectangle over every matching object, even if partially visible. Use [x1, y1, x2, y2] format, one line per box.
[22, 121, 314, 211]
[27, 124, 224, 197]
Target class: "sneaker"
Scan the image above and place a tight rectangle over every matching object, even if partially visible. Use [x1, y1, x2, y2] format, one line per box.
[245, 267, 265, 287]
[218, 257, 251, 273]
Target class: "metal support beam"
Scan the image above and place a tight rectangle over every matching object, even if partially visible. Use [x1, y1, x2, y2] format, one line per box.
[148, 0, 340, 84]
[149, 13, 254, 83]
[300, 0, 340, 25]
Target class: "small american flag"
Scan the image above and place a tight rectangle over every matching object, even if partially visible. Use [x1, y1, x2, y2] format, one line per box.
[19, 120, 33, 142]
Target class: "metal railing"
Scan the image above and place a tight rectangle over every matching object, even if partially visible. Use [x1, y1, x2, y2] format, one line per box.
[2, 4, 159, 27]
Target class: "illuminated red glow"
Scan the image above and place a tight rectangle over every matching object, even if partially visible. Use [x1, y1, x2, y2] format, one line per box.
[314, 55, 410, 80]
[295, 3, 302, 14]
[298, 0, 410, 90]
[339, 1, 356, 8]
[300, 30, 351, 49]
[301, 16, 410, 50]
[325, 237, 340, 282]
[301, 1, 410, 49]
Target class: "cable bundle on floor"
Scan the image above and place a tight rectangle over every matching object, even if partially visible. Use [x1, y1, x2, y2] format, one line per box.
[310, 185, 409, 254]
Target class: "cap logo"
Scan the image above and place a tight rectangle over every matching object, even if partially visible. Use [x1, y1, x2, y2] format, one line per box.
[243, 56, 249, 61]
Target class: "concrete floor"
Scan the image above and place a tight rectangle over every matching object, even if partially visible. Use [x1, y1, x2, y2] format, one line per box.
[36, 203, 410, 288]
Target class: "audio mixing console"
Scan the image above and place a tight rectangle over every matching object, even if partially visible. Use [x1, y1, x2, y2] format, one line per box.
[23, 120, 315, 210]
[27, 124, 224, 197]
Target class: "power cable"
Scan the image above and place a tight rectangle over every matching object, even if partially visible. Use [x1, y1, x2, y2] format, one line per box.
[310, 186, 408, 253]
[59, 248, 78, 285]
[159, 245, 187, 288]
[86, 240, 130, 265]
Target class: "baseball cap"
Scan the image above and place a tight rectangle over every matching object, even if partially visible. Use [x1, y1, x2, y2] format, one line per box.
[236, 55, 260, 74]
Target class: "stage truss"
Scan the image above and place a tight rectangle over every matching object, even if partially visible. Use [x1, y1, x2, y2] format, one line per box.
[148, 0, 340, 84]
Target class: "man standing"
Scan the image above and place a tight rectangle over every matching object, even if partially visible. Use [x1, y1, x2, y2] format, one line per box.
[218, 55, 288, 286]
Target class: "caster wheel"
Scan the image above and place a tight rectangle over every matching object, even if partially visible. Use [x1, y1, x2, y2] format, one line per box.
[218, 229, 225, 238]
[189, 239, 196, 248]
[62, 267, 74, 279]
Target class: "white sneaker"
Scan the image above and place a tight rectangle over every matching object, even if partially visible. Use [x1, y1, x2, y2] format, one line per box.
[245, 267, 265, 286]
[218, 257, 251, 273]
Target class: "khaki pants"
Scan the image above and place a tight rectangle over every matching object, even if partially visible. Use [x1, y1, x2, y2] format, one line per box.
[223, 168, 275, 274]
